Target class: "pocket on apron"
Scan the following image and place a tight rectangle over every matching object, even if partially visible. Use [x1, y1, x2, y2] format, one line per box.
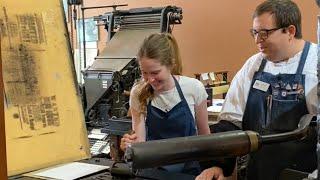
[267, 99, 302, 132]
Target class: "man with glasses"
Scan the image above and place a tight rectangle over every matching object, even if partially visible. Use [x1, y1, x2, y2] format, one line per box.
[196, 0, 317, 180]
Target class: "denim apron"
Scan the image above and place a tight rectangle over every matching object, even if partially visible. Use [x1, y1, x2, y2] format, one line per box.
[242, 42, 317, 180]
[145, 76, 200, 175]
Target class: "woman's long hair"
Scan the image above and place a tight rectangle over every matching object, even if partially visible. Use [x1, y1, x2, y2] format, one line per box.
[136, 33, 182, 114]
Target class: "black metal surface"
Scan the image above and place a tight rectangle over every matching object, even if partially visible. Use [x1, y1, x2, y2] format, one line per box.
[94, 6, 182, 40]
[83, 59, 139, 127]
[67, 0, 82, 5]
[279, 168, 308, 180]
[80, 158, 195, 180]
[104, 118, 132, 161]
[106, 118, 132, 135]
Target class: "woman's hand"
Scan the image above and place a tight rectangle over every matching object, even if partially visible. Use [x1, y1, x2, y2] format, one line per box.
[195, 167, 225, 180]
[120, 132, 138, 151]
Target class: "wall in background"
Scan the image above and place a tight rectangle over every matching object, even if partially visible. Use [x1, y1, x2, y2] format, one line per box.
[71, 0, 318, 80]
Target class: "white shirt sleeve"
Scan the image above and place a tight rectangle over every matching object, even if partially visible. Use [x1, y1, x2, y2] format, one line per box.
[218, 54, 262, 122]
[194, 79, 208, 105]
[303, 43, 318, 115]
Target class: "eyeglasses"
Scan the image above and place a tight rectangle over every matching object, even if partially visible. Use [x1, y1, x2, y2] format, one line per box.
[249, 27, 284, 40]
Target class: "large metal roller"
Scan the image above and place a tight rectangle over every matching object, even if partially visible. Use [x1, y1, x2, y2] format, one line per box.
[125, 114, 314, 169]
[125, 130, 260, 169]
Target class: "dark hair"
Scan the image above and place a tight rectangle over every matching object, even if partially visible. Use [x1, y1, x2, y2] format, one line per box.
[253, 0, 302, 39]
[136, 33, 182, 114]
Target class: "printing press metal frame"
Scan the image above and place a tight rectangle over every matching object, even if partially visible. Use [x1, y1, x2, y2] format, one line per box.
[82, 6, 183, 127]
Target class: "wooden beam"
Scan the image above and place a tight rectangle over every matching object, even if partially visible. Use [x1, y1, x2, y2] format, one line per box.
[0, 29, 8, 179]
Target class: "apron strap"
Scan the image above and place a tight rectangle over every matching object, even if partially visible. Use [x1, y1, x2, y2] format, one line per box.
[172, 75, 187, 102]
[257, 41, 310, 74]
[147, 76, 186, 106]
[258, 59, 267, 72]
[296, 41, 310, 75]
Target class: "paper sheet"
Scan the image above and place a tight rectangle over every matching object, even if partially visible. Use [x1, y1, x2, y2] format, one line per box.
[88, 133, 107, 140]
[88, 128, 108, 140]
[208, 72, 216, 81]
[207, 99, 225, 113]
[201, 73, 210, 80]
[32, 162, 109, 180]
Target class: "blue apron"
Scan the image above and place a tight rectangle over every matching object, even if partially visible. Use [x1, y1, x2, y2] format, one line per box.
[242, 42, 317, 180]
[145, 76, 200, 175]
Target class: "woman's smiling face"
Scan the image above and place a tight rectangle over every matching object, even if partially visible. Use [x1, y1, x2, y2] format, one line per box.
[139, 57, 173, 92]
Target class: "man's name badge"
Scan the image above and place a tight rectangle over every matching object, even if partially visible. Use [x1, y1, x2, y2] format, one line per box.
[253, 80, 270, 92]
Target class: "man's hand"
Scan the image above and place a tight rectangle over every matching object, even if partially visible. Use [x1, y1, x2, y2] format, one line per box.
[120, 132, 137, 151]
[195, 167, 225, 180]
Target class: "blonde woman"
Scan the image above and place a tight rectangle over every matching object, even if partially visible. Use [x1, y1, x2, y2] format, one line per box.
[120, 33, 223, 177]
